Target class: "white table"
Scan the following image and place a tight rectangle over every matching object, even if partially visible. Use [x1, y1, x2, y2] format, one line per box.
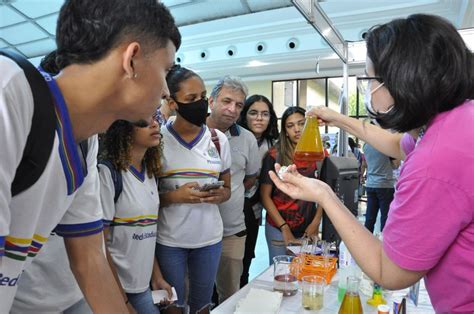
[212, 266, 434, 314]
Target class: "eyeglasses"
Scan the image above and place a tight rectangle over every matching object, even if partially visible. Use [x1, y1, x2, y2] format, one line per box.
[247, 110, 271, 120]
[357, 76, 384, 96]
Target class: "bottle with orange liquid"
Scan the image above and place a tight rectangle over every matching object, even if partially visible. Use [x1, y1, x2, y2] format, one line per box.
[293, 114, 325, 163]
[338, 276, 363, 314]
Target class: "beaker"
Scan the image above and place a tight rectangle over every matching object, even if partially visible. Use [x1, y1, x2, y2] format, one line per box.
[273, 255, 298, 296]
[294, 115, 325, 163]
[302, 275, 325, 311]
[339, 276, 363, 314]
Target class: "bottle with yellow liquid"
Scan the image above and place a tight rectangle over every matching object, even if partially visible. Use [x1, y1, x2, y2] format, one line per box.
[293, 114, 325, 163]
[338, 276, 363, 314]
[367, 283, 386, 307]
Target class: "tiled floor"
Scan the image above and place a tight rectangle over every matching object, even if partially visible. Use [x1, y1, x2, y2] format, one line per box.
[248, 200, 383, 282]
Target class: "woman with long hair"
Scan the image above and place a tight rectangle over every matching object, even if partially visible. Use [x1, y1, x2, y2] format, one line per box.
[156, 65, 232, 314]
[237, 95, 279, 286]
[99, 118, 171, 313]
[260, 106, 323, 263]
[269, 14, 473, 312]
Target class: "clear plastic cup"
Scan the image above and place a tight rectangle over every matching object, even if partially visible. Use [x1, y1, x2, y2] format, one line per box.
[302, 275, 325, 311]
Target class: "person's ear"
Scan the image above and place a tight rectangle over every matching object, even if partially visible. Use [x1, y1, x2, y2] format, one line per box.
[208, 96, 215, 110]
[122, 42, 141, 79]
[166, 97, 178, 111]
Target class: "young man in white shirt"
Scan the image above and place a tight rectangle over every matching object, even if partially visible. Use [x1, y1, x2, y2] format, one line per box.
[207, 76, 260, 303]
[0, 0, 180, 312]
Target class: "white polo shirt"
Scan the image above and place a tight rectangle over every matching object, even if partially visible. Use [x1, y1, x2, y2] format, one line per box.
[0, 56, 103, 310]
[245, 138, 273, 219]
[99, 164, 160, 293]
[218, 124, 260, 236]
[157, 122, 231, 248]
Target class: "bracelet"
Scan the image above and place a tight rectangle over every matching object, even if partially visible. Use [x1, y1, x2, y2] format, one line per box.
[278, 222, 288, 231]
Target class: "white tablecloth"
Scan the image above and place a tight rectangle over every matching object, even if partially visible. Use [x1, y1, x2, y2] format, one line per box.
[212, 266, 435, 314]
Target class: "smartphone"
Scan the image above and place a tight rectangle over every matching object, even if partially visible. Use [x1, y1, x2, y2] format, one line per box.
[198, 181, 225, 191]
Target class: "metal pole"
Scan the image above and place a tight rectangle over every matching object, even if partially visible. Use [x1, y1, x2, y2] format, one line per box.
[291, 0, 347, 63]
[291, 0, 350, 156]
[338, 42, 349, 157]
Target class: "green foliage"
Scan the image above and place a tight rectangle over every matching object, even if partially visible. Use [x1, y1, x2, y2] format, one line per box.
[348, 92, 367, 117]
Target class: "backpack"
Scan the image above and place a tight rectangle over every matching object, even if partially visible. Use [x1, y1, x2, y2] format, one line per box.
[0, 50, 88, 196]
[98, 160, 123, 203]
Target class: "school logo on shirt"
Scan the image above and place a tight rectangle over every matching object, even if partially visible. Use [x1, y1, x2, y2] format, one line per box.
[132, 231, 157, 241]
[208, 147, 219, 159]
[0, 272, 21, 287]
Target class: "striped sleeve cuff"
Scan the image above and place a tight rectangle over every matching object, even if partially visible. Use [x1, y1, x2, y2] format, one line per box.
[0, 236, 5, 257]
[102, 219, 113, 227]
[54, 220, 104, 238]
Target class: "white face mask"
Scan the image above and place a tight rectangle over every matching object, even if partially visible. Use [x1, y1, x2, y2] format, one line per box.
[364, 89, 375, 116]
[363, 81, 393, 118]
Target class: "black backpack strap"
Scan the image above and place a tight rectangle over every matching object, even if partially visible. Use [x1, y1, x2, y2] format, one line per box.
[0, 50, 56, 197]
[78, 140, 89, 177]
[210, 128, 221, 157]
[98, 160, 123, 203]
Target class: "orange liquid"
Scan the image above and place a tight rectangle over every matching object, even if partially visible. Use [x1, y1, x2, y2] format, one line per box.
[338, 293, 363, 314]
[294, 151, 325, 162]
[294, 116, 325, 163]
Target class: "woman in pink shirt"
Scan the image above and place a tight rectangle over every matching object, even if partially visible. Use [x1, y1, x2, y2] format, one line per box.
[269, 14, 473, 313]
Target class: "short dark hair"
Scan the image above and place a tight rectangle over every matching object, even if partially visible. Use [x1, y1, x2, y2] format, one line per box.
[366, 14, 473, 132]
[166, 65, 201, 99]
[238, 94, 279, 142]
[348, 137, 356, 152]
[56, 0, 181, 68]
[39, 50, 60, 75]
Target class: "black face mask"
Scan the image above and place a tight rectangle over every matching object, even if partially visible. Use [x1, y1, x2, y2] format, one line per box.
[174, 97, 209, 127]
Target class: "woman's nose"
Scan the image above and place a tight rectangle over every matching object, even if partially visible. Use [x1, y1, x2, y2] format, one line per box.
[150, 117, 159, 128]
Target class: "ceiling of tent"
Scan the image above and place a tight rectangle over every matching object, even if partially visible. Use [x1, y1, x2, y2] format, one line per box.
[0, 0, 472, 82]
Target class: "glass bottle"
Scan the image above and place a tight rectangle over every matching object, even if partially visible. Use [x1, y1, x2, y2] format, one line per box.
[293, 115, 325, 163]
[338, 276, 363, 314]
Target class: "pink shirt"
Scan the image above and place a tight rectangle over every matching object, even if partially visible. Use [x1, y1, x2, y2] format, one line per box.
[383, 100, 474, 312]
[400, 132, 416, 156]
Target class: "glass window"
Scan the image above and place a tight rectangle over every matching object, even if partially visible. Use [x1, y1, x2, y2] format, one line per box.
[357, 91, 367, 117]
[272, 80, 297, 118]
[298, 79, 326, 110]
[327, 77, 342, 113]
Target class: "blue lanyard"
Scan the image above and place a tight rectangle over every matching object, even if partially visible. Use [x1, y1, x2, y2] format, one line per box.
[39, 71, 87, 193]
[41, 72, 65, 107]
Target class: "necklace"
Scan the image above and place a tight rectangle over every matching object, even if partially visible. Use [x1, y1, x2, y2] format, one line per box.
[415, 126, 426, 147]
